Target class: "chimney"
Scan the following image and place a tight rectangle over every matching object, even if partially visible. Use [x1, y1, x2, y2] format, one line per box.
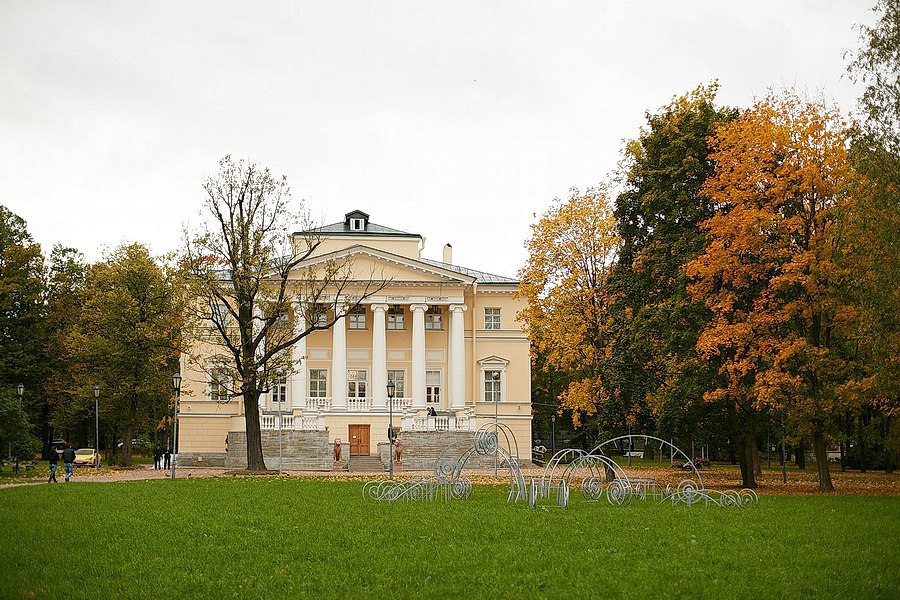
[443, 243, 453, 264]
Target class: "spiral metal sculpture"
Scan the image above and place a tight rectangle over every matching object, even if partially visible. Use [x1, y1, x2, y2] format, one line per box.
[532, 434, 760, 510]
[363, 423, 526, 504]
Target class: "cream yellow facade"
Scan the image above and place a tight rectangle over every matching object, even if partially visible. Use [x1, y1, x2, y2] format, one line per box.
[177, 210, 532, 467]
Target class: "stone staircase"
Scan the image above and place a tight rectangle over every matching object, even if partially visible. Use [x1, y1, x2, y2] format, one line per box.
[378, 431, 523, 471]
[225, 430, 341, 470]
[348, 455, 385, 473]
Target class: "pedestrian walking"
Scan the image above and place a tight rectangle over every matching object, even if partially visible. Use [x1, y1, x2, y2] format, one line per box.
[61, 443, 76, 482]
[163, 446, 171, 470]
[153, 445, 162, 470]
[48, 446, 59, 483]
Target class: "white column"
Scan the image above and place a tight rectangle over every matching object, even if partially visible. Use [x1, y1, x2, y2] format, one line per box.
[410, 303, 428, 409]
[371, 303, 388, 409]
[449, 304, 467, 410]
[332, 304, 347, 410]
[290, 306, 306, 409]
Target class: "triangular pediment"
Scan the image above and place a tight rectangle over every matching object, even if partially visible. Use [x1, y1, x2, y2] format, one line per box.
[290, 245, 476, 285]
[478, 355, 510, 366]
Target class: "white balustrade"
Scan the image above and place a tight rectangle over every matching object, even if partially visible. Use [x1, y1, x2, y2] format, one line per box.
[347, 397, 373, 412]
[306, 397, 332, 411]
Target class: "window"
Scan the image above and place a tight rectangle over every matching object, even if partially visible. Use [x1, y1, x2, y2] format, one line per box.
[485, 307, 501, 330]
[208, 366, 230, 402]
[347, 369, 368, 398]
[348, 305, 367, 330]
[387, 305, 405, 330]
[271, 373, 287, 406]
[426, 370, 441, 404]
[484, 370, 501, 402]
[350, 218, 365, 231]
[309, 369, 328, 398]
[425, 306, 443, 330]
[210, 303, 233, 329]
[308, 304, 328, 328]
[387, 370, 405, 397]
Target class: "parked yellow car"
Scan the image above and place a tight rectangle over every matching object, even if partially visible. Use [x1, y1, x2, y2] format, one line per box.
[73, 448, 101, 468]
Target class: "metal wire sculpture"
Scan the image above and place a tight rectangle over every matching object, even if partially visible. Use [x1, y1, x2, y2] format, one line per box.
[533, 435, 759, 510]
[363, 423, 527, 503]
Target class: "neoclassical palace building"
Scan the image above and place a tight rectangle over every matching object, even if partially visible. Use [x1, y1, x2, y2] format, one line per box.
[177, 210, 532, 469]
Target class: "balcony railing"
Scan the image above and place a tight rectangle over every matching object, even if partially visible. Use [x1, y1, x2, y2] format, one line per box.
[347, 397, 372, 411]
[260, 412, 325, 431]
[305, 397, 332, 411]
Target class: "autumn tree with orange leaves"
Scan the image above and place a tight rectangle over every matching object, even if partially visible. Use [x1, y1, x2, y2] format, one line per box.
[518, 188, 621, 434]
[686, 92, 857, 491]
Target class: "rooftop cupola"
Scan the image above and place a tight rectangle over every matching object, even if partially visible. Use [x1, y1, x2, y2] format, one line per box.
[345, 210, 370, 232]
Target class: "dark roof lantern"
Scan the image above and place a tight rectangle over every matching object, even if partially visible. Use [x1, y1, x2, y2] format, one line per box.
[345, 210, 369, 232]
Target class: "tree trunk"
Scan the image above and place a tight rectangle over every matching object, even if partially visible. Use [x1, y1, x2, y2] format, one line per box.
[736, 432, 757, 488]
[123, 425, 133, 467]
[796, 441, 807, 470]
[753, 442, 762, 478]
[244, 390, 266, 471]
[812, 423, 835, 491]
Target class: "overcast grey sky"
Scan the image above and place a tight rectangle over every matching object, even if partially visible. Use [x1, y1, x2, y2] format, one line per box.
[0, 1, 876, 277]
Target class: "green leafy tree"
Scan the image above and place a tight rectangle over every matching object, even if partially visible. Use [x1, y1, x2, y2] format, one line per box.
[844, 0, 900, 472]
[0, 206, 47, 451]
[43, 246, 90, 450]
[610, 85, 738, 460]
[70, 244, 181, 465]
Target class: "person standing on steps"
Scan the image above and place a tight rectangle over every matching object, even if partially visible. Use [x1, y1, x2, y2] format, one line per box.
[48, 446, 59, 483]
[61, 443, 76, 482]
[163, 446, 171, 470]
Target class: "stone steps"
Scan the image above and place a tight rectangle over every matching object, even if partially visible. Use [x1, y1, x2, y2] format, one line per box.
[348, 455, 385, 473]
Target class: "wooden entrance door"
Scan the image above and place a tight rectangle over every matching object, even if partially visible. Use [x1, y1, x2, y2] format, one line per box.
[348, 425, 370, 456]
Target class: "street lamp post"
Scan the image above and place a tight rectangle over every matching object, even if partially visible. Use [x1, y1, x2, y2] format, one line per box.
[386, 380, 395, 481]
[93, 385, 100, 468]
[551, 413, 556, 456]
[492, 371, 500, 478]
[171, 372, 181, 479]
[15, 384, 23, 474]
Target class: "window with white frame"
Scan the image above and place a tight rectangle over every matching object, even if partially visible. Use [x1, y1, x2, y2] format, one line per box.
[308, 304, 329, 328]
[425, 306, 443, 330]
[485, 307, 501, 330]
[348, 305, 367, 330]
[387, 370, 405, 397]
[309, 369, 328, 397]
[350, 218, 365, 231]
[426, 370, 441, 404]
[347, 369, 368, 398]
[271, 373, 287, 406]
[483, 370, 502, 402]
[208, 365, 231, 402]
[210, 303, 233, 329]
[387, 306, 405, 330]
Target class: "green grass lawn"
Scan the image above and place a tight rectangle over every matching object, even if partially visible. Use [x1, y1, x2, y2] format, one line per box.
[2, 478, 899, 599]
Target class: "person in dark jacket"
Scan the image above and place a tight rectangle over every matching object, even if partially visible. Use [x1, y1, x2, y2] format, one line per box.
[153, 445, 162, 470]
[61, 444, 76, 482]
[163, 447, 171, 470]
[48, 447, 59, 483]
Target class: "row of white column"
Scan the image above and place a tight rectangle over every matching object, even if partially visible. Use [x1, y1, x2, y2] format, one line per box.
[289, 303, 467, 412]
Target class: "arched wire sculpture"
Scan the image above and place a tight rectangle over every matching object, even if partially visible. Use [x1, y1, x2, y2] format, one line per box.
[532, 434, 758, 510]
[590, 434, 704, 490]
[536, 448, 632, 507]
[363, 422, 527, 503]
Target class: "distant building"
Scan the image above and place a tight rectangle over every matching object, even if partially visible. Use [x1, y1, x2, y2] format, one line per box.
[177, 210, 532, 469]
